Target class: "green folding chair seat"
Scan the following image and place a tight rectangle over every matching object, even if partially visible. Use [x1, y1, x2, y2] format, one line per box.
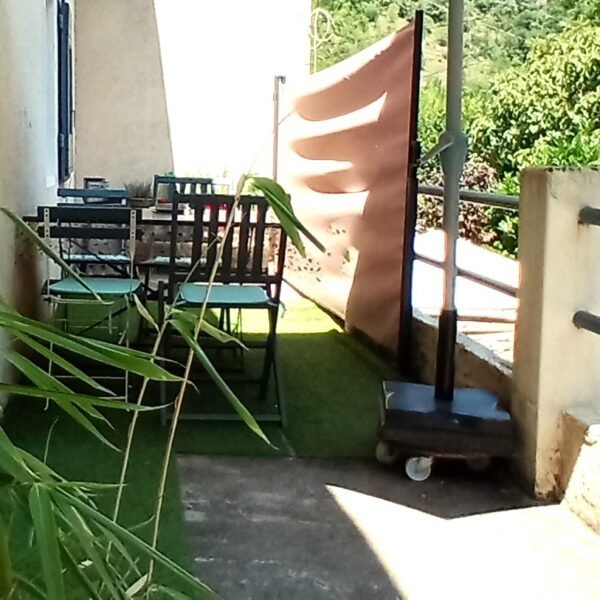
[50, 277, 142, 296]
[179, 283, 271, 308]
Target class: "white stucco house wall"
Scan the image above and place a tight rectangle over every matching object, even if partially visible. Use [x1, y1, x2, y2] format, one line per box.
[0, 1, 63, 405]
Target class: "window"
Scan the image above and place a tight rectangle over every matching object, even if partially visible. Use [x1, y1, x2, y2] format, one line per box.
[57, 0, 73, 183]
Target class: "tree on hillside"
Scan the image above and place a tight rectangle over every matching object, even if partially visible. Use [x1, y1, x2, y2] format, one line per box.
[471, 24, 600, 178]
[314, 0, 568, 76]
[558, 0, 600, 23]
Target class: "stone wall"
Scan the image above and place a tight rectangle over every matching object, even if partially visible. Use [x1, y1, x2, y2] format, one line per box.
[512, 168, 600, 498]
[561, 405, 600, 533]
[409, 309, 512, 410]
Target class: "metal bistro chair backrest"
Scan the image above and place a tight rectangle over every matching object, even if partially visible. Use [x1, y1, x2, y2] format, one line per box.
[152, 175, 215, 206]
[167, 193, 287, 302]
[37, 205, 142, 277]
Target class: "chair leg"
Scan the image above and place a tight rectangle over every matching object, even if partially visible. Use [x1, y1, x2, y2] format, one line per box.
[157, 280, 169, 426]
[143, 266, 151, 296]
[237, 309, 245, 372]
[46, 341, 54, 411]
[258, 306, 277, 402]
[273, 344, 286, 428]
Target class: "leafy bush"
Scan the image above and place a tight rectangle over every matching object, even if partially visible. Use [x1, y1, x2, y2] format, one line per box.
[487, 129, 600, 257]
[124, 180, 152, 198]
[418, 157, 498, 245]
[471, 24, 600, 177]
[558, 0, 600, 24]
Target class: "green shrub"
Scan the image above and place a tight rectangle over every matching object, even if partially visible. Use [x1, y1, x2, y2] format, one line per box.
[418, 157, 498, 246]
[471, 24, 600, 177]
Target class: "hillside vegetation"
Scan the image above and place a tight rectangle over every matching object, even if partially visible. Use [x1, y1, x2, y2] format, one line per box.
[314, 0, 600, 255]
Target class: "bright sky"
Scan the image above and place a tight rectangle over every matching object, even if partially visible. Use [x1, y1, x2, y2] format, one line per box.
[154, 0, 310, 182]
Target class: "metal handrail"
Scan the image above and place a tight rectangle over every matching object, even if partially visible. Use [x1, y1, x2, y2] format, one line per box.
[578, 206, 600, 226]
[414, 184, 520, 297]
[573, 311, 600, 336]
[418, 184, 519, 211]
[573, 211, 600, 335]
[414, 251, 518, 297]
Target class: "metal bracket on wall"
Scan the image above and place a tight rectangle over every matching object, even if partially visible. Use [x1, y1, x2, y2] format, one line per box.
[43, 208, 51, 240]
[129, 209, 137, 259]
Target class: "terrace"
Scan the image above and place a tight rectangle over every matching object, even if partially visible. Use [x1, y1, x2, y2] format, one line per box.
[1, 1, 600, 599]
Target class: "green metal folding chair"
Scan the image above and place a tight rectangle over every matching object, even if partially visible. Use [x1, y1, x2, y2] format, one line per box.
[35, 204, 144, 397]
[158, 192, 288, 424]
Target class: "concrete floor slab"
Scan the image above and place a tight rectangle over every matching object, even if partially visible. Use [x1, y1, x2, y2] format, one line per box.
[177, 457, 600, 600]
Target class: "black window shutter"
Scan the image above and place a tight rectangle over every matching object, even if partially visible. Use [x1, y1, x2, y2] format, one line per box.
[57, 0, 73, 183]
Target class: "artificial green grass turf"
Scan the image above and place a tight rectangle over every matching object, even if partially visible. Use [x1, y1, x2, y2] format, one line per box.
[166, 298, 396, 457]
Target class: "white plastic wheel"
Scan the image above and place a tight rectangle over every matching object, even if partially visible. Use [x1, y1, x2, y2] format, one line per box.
[405, 456, 433, 481]
[466, 456, 492, 473]
[375, 441, 400, 465]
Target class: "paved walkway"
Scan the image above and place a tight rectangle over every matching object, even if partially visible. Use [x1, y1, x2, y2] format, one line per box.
[179, 456, 600, 599]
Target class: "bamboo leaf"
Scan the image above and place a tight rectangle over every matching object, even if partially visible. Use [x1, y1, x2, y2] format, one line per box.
[20, 450, 88, 500]
[58, 505, 121, 599]
[0, 310, 178, 382]
[1, 348, 109, 425]
[2, 348, 70, 393]
[0, 383, 162, 451]
[169, 310, 248, 350]
[126, 574, 149, 597]
[28, 485, 66, 600]
[0, 295, 114, 395]
[0, 516, 13, 599]
[96, 525, 142, 580]
[170, 319, 272, 447]
[249, 176, 325, 254]
[58, 491, 220, 599]
[46, 481, 119, 491]
[0, 383, 155, 413]
[13, 574, 46, 599]
[0, 428, 34, 482]
[60, 543, 104, 600]
[14, 330, 114, 395]
[133, 294, 159, 332]
[149, 585, 192, 599]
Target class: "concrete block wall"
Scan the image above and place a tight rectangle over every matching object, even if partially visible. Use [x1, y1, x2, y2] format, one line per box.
[513, 168, 600, 498]
[74, 0, 174, 186]
[74, 0, 311, 186]
[561, 405, 600, 533]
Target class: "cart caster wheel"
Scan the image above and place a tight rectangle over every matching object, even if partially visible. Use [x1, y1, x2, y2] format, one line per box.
[466, 456, 492, 473]
[405, 456, 433, 481]
[375, 441, 400, 465]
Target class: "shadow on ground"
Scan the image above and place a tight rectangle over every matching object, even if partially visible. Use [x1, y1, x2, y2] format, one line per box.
[179, 456, 535, 600]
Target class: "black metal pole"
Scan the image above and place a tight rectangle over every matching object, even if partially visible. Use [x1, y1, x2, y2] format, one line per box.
[398, 10, 424, 373]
